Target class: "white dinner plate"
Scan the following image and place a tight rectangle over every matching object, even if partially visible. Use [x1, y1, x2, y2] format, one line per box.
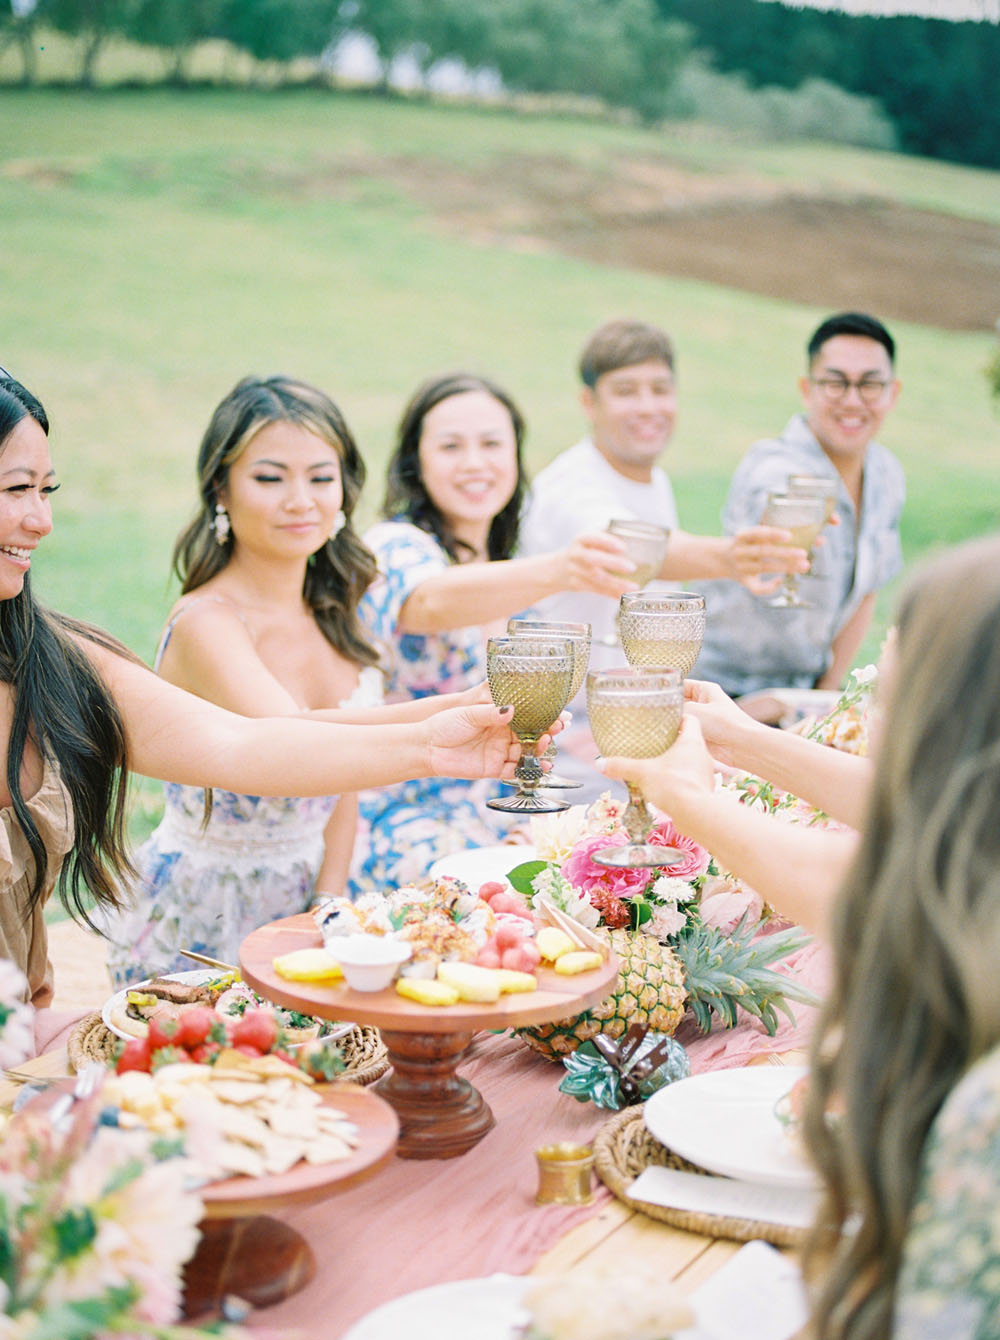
[643, 1066, 819, 1190]
[103, 969, 351, 1045]
[428, 844, 538, 891]
[343, 1274, 530, 1340]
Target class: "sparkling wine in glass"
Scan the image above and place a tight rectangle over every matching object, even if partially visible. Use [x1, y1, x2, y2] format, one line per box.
[586, 668, 685, 868]
[617, 591, 706, 678]
[607, 518, 671, 587]
[787, 474, 838, 524]
[485, 637, 574, 814]
[761, 492, 826, 609]
[602, 520, 671, 646]
[507, 619, 591, 789]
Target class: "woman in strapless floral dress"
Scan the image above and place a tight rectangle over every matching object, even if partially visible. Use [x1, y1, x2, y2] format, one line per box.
[104, 375, 387, 984]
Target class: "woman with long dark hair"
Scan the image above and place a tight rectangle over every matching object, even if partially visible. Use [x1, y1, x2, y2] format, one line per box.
[351, 371, 634, 891]
[602, 535, 1000, 1336]
[102, 375, 389, 983]
[0, 375, 521, 1017]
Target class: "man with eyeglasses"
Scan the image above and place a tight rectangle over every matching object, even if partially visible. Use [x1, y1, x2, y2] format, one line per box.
[693, 312, 904, 712]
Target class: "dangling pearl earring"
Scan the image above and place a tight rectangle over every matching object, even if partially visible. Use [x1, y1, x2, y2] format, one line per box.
[213, 503, 231, 546]
[329, 510, 346, 541]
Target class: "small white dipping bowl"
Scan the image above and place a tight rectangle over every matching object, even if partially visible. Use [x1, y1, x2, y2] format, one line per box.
[331, 935, 413, 992]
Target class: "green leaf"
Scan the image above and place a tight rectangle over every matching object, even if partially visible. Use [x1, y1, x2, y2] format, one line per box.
[630, 899, 653, 929]
[52, 1207, 96, 1260]
[507, 860, 547, 896]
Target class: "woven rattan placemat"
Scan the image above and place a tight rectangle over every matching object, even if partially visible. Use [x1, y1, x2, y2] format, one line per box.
[67, 1014, 389, 1086]
[593, 1105, 807, 1248]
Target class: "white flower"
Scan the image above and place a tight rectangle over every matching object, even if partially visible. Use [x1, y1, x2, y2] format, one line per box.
[851, 663, 878, 686]
[650, 875, 698, 905]
[529, 805, 591, 862]
[644, 903, 688, 940]
[0, 958, 33, 1070]
[531, 868, 600, 929]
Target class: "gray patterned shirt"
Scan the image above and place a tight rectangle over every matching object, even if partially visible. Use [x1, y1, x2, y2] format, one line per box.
[692, 415, 904, 696]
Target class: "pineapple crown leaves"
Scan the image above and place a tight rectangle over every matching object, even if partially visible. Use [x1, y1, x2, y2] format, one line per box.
[672, 913, 819, 1037]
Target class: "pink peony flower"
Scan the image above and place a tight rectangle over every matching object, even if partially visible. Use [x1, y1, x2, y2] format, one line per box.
[644, 819, 711, 879]
[561, 833, 650, 901]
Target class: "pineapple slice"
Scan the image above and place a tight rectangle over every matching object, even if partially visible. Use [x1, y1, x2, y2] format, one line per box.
[272, 948, 344, 981]
[553, 951, 603, 975]
[437, 962, 502, 1002]
[494, 968, 538, 995]
[535, 927, 578, 962]
[395, 978, 460, 1006]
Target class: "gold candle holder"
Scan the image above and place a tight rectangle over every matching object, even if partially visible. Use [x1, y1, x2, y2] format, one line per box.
[534, 1142, 595, 1205]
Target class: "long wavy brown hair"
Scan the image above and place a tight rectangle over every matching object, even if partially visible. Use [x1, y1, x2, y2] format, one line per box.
[173, 375, 378, 668]
[803, 534, 1000, 1338]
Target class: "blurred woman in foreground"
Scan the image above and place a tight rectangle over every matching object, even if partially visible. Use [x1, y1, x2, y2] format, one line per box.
[605, 535, 1000, 1337]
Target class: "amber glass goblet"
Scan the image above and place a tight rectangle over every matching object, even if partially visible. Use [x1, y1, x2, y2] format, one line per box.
[485, 637, 574, 814]
[586, 668, 685, 868]
[507, 619, 591, 789]
[617, 591, 706, 678]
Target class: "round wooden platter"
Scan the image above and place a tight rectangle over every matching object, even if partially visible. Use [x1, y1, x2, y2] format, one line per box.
[199, 1083, 399, 1217]
[240, 914, 619, 1160]
[182, 1084, 398, 1319]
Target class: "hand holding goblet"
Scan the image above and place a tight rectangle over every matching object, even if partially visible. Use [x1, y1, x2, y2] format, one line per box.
[760, 493, 827, 608]
[507, 618, 591, 790]
[586, 668, 685, 868]
[485, 637, 574, 814]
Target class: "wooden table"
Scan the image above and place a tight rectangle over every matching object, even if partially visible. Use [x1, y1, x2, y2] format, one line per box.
[3, 1036, 807, 1337]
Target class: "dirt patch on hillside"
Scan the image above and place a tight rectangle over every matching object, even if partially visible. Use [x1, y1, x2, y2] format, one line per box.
[377, 153, 1000, 332]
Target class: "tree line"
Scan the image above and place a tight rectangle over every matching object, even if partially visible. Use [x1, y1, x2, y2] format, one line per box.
[3, 0, 997, 169]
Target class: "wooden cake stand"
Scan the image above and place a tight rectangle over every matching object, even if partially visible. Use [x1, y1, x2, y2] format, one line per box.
[183, 1083, 398, 1318]
[241, 914, 619, 1160]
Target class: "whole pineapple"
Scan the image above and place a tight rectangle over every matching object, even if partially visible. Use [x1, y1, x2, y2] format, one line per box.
[519, 918, 816, 1061]
[519, 929, 687, 1060]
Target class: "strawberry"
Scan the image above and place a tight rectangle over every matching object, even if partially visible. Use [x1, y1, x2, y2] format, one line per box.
[188, 1041, 221, 1066]
[150, 1045, 189, 1071]
[147, 1015, 180, 1052]
[115, 1037, 152, 1075]
[175, 1006, 218, 1050]
[231, 1008, 279, 1054]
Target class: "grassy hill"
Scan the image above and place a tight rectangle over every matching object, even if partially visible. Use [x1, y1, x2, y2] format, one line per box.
[3, 85, 998, 681]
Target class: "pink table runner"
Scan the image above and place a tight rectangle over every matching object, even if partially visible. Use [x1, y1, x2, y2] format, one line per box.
[251, 939, 828, 1338]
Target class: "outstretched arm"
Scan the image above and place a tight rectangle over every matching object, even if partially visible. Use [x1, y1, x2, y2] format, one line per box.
[660, 527, 810, 595]
[82, 638, 521, 795]
[684, 679, 872, 828]
[396, 531, 636, 634]
[599, 717, 856, 935]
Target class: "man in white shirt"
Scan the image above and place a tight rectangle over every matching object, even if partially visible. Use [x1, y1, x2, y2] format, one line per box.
[519, 318, 805, 797]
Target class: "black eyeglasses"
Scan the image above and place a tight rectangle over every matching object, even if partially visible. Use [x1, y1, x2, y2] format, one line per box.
[810, 376, 891, 405]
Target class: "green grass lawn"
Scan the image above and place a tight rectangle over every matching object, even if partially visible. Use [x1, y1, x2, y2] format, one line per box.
[3, 86, 998, 879]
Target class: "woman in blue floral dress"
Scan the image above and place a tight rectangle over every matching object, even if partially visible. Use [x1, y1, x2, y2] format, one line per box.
[350, 372, 634, 894]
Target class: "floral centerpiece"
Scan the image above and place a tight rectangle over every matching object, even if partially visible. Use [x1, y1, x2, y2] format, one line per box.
[509, 797, 816, 1060]
[0, 960, 253, 1340]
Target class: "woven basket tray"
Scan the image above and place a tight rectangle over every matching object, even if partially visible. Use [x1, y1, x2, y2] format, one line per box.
[593, 1105, 807, 1248]
[67, 1014, 389, 1087]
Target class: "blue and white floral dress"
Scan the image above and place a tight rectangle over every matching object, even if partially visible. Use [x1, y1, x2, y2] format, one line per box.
[349, 519, 519, 895]
[102, 602, 382, 987]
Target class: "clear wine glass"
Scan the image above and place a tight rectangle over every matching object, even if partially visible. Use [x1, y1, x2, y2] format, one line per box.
[586, 668, 685, 868]
[507, 618, 591, 789]
[485, 636, 575, 814]
[601, 520, 671, 647]
[761, 492, 827, 609]
[787, 474, 838, 525]
[617, 591, 706, 678]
